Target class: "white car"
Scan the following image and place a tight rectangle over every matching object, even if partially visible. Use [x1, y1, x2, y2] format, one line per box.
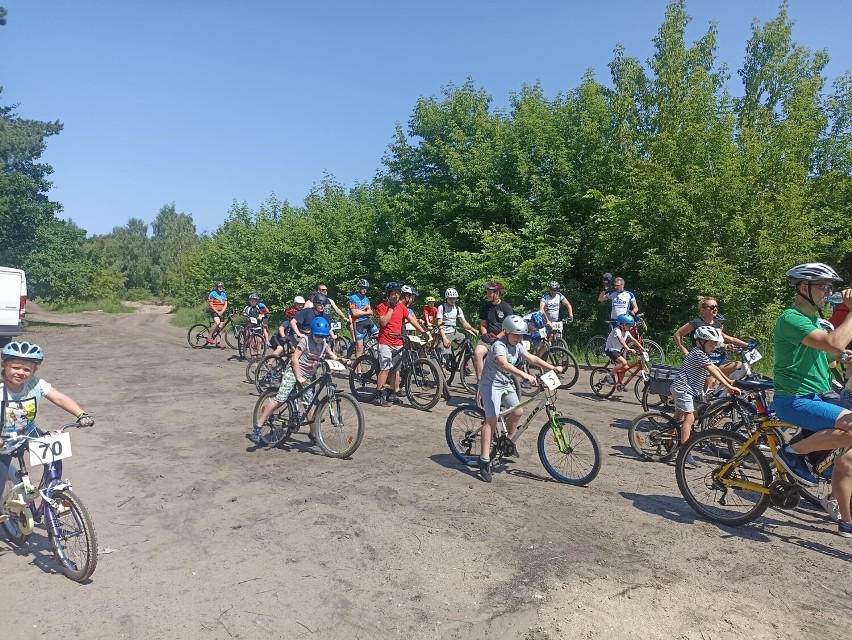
[0, 266, 27, 346]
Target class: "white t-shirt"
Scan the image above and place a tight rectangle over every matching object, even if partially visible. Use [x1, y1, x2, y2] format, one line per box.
[605, 290, 636, 319]
[1, 378, 53, 436]
[540, 292, 566, 322]
[437, 303, 466, 330]
[605, 327, 629, 352]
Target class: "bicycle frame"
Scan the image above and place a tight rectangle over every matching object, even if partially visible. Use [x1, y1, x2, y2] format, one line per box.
[611, 354, 649, 389]
[483, 386, 573, 456]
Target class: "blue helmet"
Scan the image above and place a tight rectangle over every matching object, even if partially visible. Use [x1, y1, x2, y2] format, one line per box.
[2, 341, 45, 362]
[616, 313, 635, 326]
[530, 311, 546, 329]
[311, 316, 331, 337]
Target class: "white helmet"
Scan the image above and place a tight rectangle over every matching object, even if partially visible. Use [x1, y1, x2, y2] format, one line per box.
[818, 318, 835, 332]
[502, 315, 528, 336]
[786, 262, 842, 286]
[694, 325, 723, 343]
[294, 296, 306, 304]
[444, 288, 459, 299]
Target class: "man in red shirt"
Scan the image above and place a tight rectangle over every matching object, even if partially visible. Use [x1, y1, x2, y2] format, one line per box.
[375, 282, 428, 407]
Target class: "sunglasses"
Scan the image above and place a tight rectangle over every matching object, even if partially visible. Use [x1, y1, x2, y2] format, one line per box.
[318, 288, 328, 292]
[811, 283, 834, 292]
[703, 305, 718, 310]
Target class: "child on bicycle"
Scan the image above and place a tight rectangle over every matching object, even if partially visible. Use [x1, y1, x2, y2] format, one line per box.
[604, 314, 643, 385]
[0, 341, 94, 514]
[476, 315, 564, 483]
[669, 325, 740, 468]
[250, 317, 348, 444]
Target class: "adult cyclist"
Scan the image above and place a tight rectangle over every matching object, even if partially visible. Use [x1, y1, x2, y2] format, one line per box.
[207, 281, 228, 349]
[473, 281, 513, 381]
[539, 281, 574, 329]
[772, 262, 852, 538]
[598, 276, 638, 323]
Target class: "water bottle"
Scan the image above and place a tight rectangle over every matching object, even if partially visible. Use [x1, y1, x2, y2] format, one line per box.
[826, 292, 844, 304]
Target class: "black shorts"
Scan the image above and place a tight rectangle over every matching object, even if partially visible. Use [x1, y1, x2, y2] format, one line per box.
[606, 348, 624, 363]
[480, 335, 496, 346]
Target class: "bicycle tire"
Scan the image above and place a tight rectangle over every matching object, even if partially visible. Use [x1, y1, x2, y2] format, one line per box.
[460, 354, 477, 394]
[224, 325, 240, 350]
[537, 417, 602, 485]
[675, 429, 772, 526]
[332, 335, 351, 359]
[245, 356, 261, 384]
[628, 411, 681, 461]
[640, 339, 666, 366]
[48, 488, 97, 582]
[541, 346, 579, 389]
[589, 367, 616, 398]
[260, 398, 294, 447]
[245, 333, 266, 360]
[445, 404, 486, 467]
[1, 475, 30, 545]
[641, 384, 673, 413]
[633, 376, 647, 404]
[187, 324, 211, 349]
[799, 482, 833, 509]
[314, 393, 364, 458]
[583, 335, 607, 368]
[405, 357, 443, 410]
[348, 354, 379, 403]
[255, 355, 286, 394]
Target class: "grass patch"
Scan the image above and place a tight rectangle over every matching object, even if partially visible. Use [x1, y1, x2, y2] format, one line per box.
[40, 299, 134, 313]
[170, 306, 209, 328]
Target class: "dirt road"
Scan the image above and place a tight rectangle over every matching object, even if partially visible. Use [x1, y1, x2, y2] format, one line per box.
[2, 304, 850, 640]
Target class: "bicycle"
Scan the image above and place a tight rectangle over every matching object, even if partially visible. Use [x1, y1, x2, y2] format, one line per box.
[674, 382, 847, 527]
[187, 312, 242, 350]
[589, 350, 650, 402]
[583, 313, 665, 368]
[516, 342, 580, 397]
[348, 333, 443, 410]
[525, 325, 580, 390]
[238, 316, 267, 360]
[1, 421, 97, 581]
[445, 371, 601, 485]
[252, 359, 364, 458]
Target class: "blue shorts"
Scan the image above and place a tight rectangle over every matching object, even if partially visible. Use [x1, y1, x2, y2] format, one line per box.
[773, 393, 847, 433]
[354, 319, 378, 341]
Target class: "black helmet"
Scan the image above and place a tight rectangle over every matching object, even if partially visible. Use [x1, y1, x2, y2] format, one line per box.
[313, 293, 328, 305]
[385, 282, 401, 292]
[249, 293, 260, 300]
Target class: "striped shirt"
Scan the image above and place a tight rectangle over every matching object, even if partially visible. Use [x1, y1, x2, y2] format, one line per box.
[670, 348, 711, 397]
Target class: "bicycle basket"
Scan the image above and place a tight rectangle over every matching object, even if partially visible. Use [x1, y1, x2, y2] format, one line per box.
[648, 364, 678, 396]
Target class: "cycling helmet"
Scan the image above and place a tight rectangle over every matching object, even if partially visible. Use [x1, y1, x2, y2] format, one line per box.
[818, 318, 835, 332]
[401, 284, 414, 295]
[547, 281, 560, 290]
[694, 325, 724, 343]
[530, 311, 546, 329]
[444, 288, 459, 299]
[385, 282, 401, 292]
[2, 341, 44, 363]
[502, 315, 528, 335]
[786, 263, 842, 286]
[294, 295, 306, 304]
[616, 313, 635, 326]
[215, 281, 225, 288]
[310, 316, 331, 337]
[425, 296, 436, 303]
[248, 293, 260, 300]
[486, 281, 505, 293]
[313, 293, 328, 305]
[411, 287, 419, 296]
[357, 278, 369, 288]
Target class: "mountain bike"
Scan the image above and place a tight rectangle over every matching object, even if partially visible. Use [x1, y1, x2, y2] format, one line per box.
[187, 312, 242, 350]
[238, 317, 267, 360]
[445, 372, 601, 485]
[589, 350, 649, 401]
[348, 333, 443, 410]
[516, 343, 580, 397]
[252, 360, 364, 458]
[583, 313, 665, 368]
[1, 421, 97, 581]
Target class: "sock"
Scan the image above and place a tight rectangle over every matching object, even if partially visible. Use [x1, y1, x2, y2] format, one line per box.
[479, 456, 490, 463]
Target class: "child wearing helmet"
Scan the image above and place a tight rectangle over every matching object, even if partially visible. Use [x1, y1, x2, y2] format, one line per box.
[348, 279, 378, 359]
[1, 342, 94, 499]
[475, 315, 564, 483]
[243, 294, 270, 346]
[669, 325, 740, 468]
[604, 314, 643, 384]
[437, 288, 478, 350]
[422, 296, 438, 331]
[250, 316, 348, 444]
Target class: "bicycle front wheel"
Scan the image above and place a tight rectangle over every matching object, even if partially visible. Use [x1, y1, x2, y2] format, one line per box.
[48, 489, 97, 582]
[255, 355, 286, 394]
[537, 417, 601, 485]
[675, 429, 772, 526]
[1, 475, 30, 545]
[445, 405, 486, 467]
[583, 335, 607, 368]
[540, 346, 580, 389]
[314, 392, 364, 458]
[187, 324, 211, 349]
[348, 355, 379, 403]
[628, 411, 680, 461]
[405, 358, 443, 410]
[641, 339, 666, 366]
[460, 354, 478, 394]
[225, 325, 240, 350]
[242, 333, 266, 360]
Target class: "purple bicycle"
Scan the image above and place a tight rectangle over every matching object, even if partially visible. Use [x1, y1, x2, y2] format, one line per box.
[1, 421, 97, 581]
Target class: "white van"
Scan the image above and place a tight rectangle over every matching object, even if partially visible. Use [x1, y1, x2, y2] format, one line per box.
[0, 267, 27, 346]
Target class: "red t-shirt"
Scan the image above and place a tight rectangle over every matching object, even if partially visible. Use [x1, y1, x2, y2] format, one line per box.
[423, 305, 437, 326]
[376, 301, 410, 347]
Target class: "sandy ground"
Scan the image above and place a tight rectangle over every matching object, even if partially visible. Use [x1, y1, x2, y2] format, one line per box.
[1, 303, 850, 640]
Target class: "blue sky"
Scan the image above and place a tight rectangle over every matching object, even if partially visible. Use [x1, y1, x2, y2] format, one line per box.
[2, 1, 850, 236]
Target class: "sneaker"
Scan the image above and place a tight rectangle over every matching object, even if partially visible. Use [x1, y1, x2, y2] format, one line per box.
[774, 447, 818, 487]
[478, 457, 493, 483]
[684, 454, 700, 469]
[374, 396, 392, 408]
[820, 496, 841, 523]
[605, 374, 616, 385]
[839, 521, 852, 538]
[389, 392, 404, 406]
[206, 339, 214, 345]
[505, 440, 520, 459]
[307, 434, 317, 444]
[218, 344, 227, 350]
[247, 427, 262, 444]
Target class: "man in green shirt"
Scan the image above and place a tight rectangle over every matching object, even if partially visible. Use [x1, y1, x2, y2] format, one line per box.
[773, 262, 852, 538]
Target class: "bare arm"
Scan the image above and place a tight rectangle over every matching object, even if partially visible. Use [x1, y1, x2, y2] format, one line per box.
[561, 297, 574, 317]
[673, 322, 693, 356]
[803, 293, 852, 352]
[43, 388, 86, 419]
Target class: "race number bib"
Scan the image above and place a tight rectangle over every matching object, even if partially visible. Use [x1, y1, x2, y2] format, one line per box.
[551, 322, 563, 331]
[330, 322, 342, 331]
[325, 359, 346, 372]
[540, 371, 561, 391]
[249, 317, 258, 324]
[28, 432, 72, 467]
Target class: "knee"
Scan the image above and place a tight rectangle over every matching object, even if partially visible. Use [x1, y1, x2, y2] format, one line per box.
[512, 407, 524, 417]
[835, 450, 852, 475]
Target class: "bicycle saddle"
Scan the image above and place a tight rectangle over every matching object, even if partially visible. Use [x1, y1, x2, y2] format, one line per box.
[734, 378, 774, 392]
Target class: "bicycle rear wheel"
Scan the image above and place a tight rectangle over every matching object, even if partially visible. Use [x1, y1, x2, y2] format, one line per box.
[540, 346, 579, 389]
[628, 411, 680, 461]
[589, 367, 616, 398]
[48, 489, 97, 582]
[332, 335, 351, 359]
[445, 405, 486, 467]
[348, 354, 379, 403]
[640, 339, 666, 366]
[675, 429, 772, 526]
[537, 418, 601, 485]
[314, 392, 364, 458]
[405, 358, 443, 410]
[255, 355, 286, 394]
[583, 335, 607, 368]
[187, 324, 211, 349]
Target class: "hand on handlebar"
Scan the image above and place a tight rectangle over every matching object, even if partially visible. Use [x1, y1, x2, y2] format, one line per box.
[76, 412, 95, 428]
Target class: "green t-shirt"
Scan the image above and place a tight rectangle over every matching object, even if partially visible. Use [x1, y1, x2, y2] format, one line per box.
[773, 307, 832, 396]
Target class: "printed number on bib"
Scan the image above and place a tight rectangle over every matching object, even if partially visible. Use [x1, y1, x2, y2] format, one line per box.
[642, 351, 650, 362]
[551, 321, 563, 331]
[330, 322, 341, 331]
[28, 432, 72, 467]
[249, 317, 258, 324]
[521, 340, 531, 352]
[540, 370, 561, 391]
[325, 359, 346, 372]
[744, 349, 762, 365]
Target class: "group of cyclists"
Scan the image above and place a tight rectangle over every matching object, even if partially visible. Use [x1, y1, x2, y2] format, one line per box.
[199, 261, 852, 538]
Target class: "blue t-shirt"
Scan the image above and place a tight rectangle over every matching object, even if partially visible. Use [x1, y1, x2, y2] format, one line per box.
[347, 293, 371, 324]
[295, 307, 331, 334]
